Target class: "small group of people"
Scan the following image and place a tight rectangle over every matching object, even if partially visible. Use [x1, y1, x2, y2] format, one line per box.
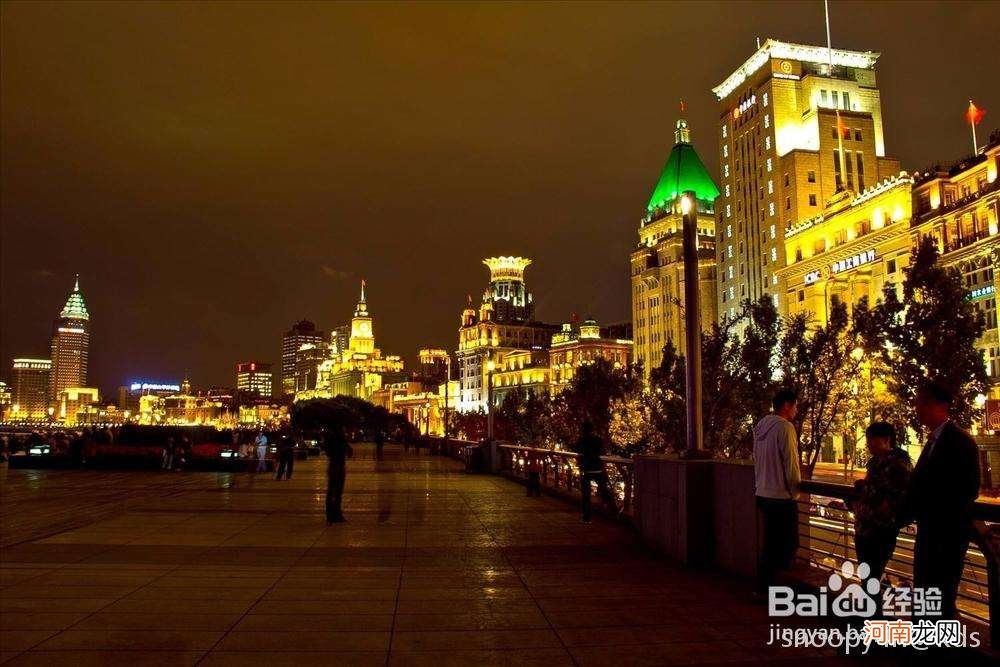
[754, 381, 980, 619]
[160, 435, 191, 470]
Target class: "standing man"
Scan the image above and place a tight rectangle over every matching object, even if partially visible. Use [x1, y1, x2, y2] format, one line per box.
[275, 435, 295, 481]
[374, 430, 385, 461]
[254, 430, 269, 472]
[576, 422, 614, 523]
[753, 388, 802, 596]
[324, 425, 353, 523]
[907, 381, 980, 619]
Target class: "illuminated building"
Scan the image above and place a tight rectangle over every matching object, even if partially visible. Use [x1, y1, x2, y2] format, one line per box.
[294, 342, 329, 393]
[236, 362, 273, 399]
[57, 387, 99, 425]
[713, 40, 900, 321]
[550, 319, 632, 392]
[456, 258, 557, 412]
[631, 114, 718, 376]
[418, 348, 450, 387]
[297, 282, 405, 402]
[777, 173, 915, 325]
[378, 380, 460, 437]
[911, 133, 1000, 395]
[162, 393, 227, 426]
[10, 358, 51, 421]
[0, 382, 11, 420]
[281, 320, 325, 397]
[117, 381, 182, 414]
[330, 325, 350, 356]
[49, 276, 91, 404]
[492, 349, 550, 406]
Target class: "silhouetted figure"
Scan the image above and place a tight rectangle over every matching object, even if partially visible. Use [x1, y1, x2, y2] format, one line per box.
[906, 381, 980, 619]
[525, 449, 542, 497]
[275, 435, 295, 480]
[255, 430, 269, 472]
[324, 426, 353, 523]
[374, 430, 385, 461]
[162, 437, 175, 470]
[853, 422, 911, 584]
[753, 388, 801, 596]
[70, 432, 84, 467]
[576, 422, 613, 523]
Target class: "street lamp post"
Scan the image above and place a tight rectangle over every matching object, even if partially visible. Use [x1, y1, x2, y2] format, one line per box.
[443, 355, 451, 442]
[486, 358, 496, 441]
[680, 192, 708, 458]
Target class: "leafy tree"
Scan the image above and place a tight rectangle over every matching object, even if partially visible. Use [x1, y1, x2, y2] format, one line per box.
[499, 389, 553, 446]
[556, 357, 642, 446]
[777, 300, 865, 475]
[854, 236, 987, 439]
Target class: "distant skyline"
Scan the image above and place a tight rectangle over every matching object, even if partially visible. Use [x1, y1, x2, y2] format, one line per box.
[3, 1, 999, 394]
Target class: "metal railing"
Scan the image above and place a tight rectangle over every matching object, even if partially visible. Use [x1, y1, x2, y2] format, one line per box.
[798, 479, 1000, 645]
[497, 444, 636, 517]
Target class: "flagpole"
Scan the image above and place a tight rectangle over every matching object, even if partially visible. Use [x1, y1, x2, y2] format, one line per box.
[970, 100, 979, 154]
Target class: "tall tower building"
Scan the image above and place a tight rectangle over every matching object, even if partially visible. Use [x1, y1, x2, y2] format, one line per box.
[236, 362, 273, 399]
[281, 320, 325, 396]
[631, 113, 720, 376]
[12, 358, 51, 420]
[349, 281, 375, 356]
[713, 40, 900, 321]
[49, 276, 91, 403]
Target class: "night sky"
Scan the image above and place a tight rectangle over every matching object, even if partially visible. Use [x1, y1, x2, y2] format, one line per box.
[3, 1, 998, 395]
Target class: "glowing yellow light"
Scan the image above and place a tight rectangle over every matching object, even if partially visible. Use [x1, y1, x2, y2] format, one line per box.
[872, 208, 884, 229]
[680, 195, 693, 216]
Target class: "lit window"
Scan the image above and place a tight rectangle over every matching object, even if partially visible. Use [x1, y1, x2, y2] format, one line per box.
[769, 224, 776, 239]
[765, 136, 771, 150]
[724, 164, 730, 178]
[809, 194, 817, 206]
[770, 247, 778, 262]
[727, 244, 733, 258]
[726, 204, 732, 218]
[729, 286, 735, 300]
[767, 179, 774, 194]
[766, 158, 772, 172]
[764, 114, 770, 128]
[726, 224, 732, 238]
[772, 275, 778, 286]
[722, 125, 728, 139]
[723, 145, 729, 158]
[763, 92, 769, 107]
[725, 184, 731, 197]
[728, 266, 734, 279]
[768, 202, 775, 216]
[772, 294, 779, 308]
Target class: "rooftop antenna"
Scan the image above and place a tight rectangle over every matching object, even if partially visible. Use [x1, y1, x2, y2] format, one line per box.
[755, 36, 761, 49]
[825, 0, 847, 192]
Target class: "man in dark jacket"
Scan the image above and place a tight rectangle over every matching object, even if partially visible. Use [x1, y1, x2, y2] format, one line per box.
[575, 421, 614, 523]
[906, 381, 980, 619]
[275, 435, 295, 480]
[324, 425, 353, 523]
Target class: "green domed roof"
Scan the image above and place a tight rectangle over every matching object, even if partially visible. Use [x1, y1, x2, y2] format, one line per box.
[646, 120, 720, 213]
[60, 275, 89, 321]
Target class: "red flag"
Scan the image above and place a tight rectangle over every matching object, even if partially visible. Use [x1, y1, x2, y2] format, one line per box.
[967, 100, 986, 126]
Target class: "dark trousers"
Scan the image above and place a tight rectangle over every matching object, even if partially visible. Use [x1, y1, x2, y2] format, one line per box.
[581, 471, 614, 521]
[756, 496, 799, 593]
[276, 453, 294, 480]
[855, 528, 898, 583]
[375, 443, 384, 460]
[326, 464, 346, 522]
[526, 471, 541, 497]
[913, 521, 970, 619]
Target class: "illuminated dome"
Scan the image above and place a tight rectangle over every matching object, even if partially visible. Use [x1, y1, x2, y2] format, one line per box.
[60, 275, 89, 321]
[646, 119, 720, 214]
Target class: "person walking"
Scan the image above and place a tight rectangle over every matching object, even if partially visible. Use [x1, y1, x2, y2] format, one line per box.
[752, 388, 802, 596]
[324, 425, 353, 523]
[254, 430, 269, 473]
[906, 381, 980, 619]
[374, 430, 385, 461]
[161, 437, 175, 470]
[275, 435, 295, 481]
[576, 422, 613, 523]
[852, 422, 911, 584]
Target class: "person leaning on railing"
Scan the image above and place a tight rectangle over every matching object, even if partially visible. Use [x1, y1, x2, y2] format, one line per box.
[851, 422, 911, 584]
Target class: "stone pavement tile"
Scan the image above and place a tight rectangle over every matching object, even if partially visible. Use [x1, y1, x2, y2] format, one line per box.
[1, 544, 108, 564]
[0, 612, 90, 631]
[0, 651, 21, 665]
[390, 629, 563, 652]
[0, 569, 51, 588]
[394, 598, 541, 615]
[248, 599, 396, 615]
[0, 631, 59, 652]
[33, 629, 225, 651]
[233, 613, 394, 632]
[545, 607, 700, 629]
[79, 545, 209, 565]
[396, 586, 531, 601]
[0, 584, 141, 599]
[556, 623, 727, 646]
[214, 630, 390, 652]
[24, 572, 161, 587]
[535, 596, 683, 614]
[73, 612, 243, 631]
[263, 586, 397, 601]
[0, 598, 114, 614]
[569, 640, 750, 665]
[387, 648, 575, 666]
[102, 598, 256, 615]
[4, 651, 204, 666]
[123, 586, 266, 601]
[199, 650, 387, 666]
[392, 611, 549, 632]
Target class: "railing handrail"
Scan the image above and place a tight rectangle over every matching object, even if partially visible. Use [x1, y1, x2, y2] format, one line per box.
[497, 442, 633, 466]
[799, 479, 1000, 523]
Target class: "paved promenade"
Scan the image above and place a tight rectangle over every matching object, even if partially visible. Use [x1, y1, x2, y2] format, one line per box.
[2, 445, 879, 666]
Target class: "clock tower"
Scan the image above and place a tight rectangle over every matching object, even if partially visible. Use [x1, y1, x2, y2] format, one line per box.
[349, 280, 375, 355]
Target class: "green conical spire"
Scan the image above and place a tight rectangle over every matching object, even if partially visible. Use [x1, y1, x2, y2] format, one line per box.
[60, 274, 89, 321]
[646, 115, 720, 214]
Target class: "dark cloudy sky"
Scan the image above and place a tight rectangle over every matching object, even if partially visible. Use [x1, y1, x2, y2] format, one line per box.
[2, 1, 998, 394]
